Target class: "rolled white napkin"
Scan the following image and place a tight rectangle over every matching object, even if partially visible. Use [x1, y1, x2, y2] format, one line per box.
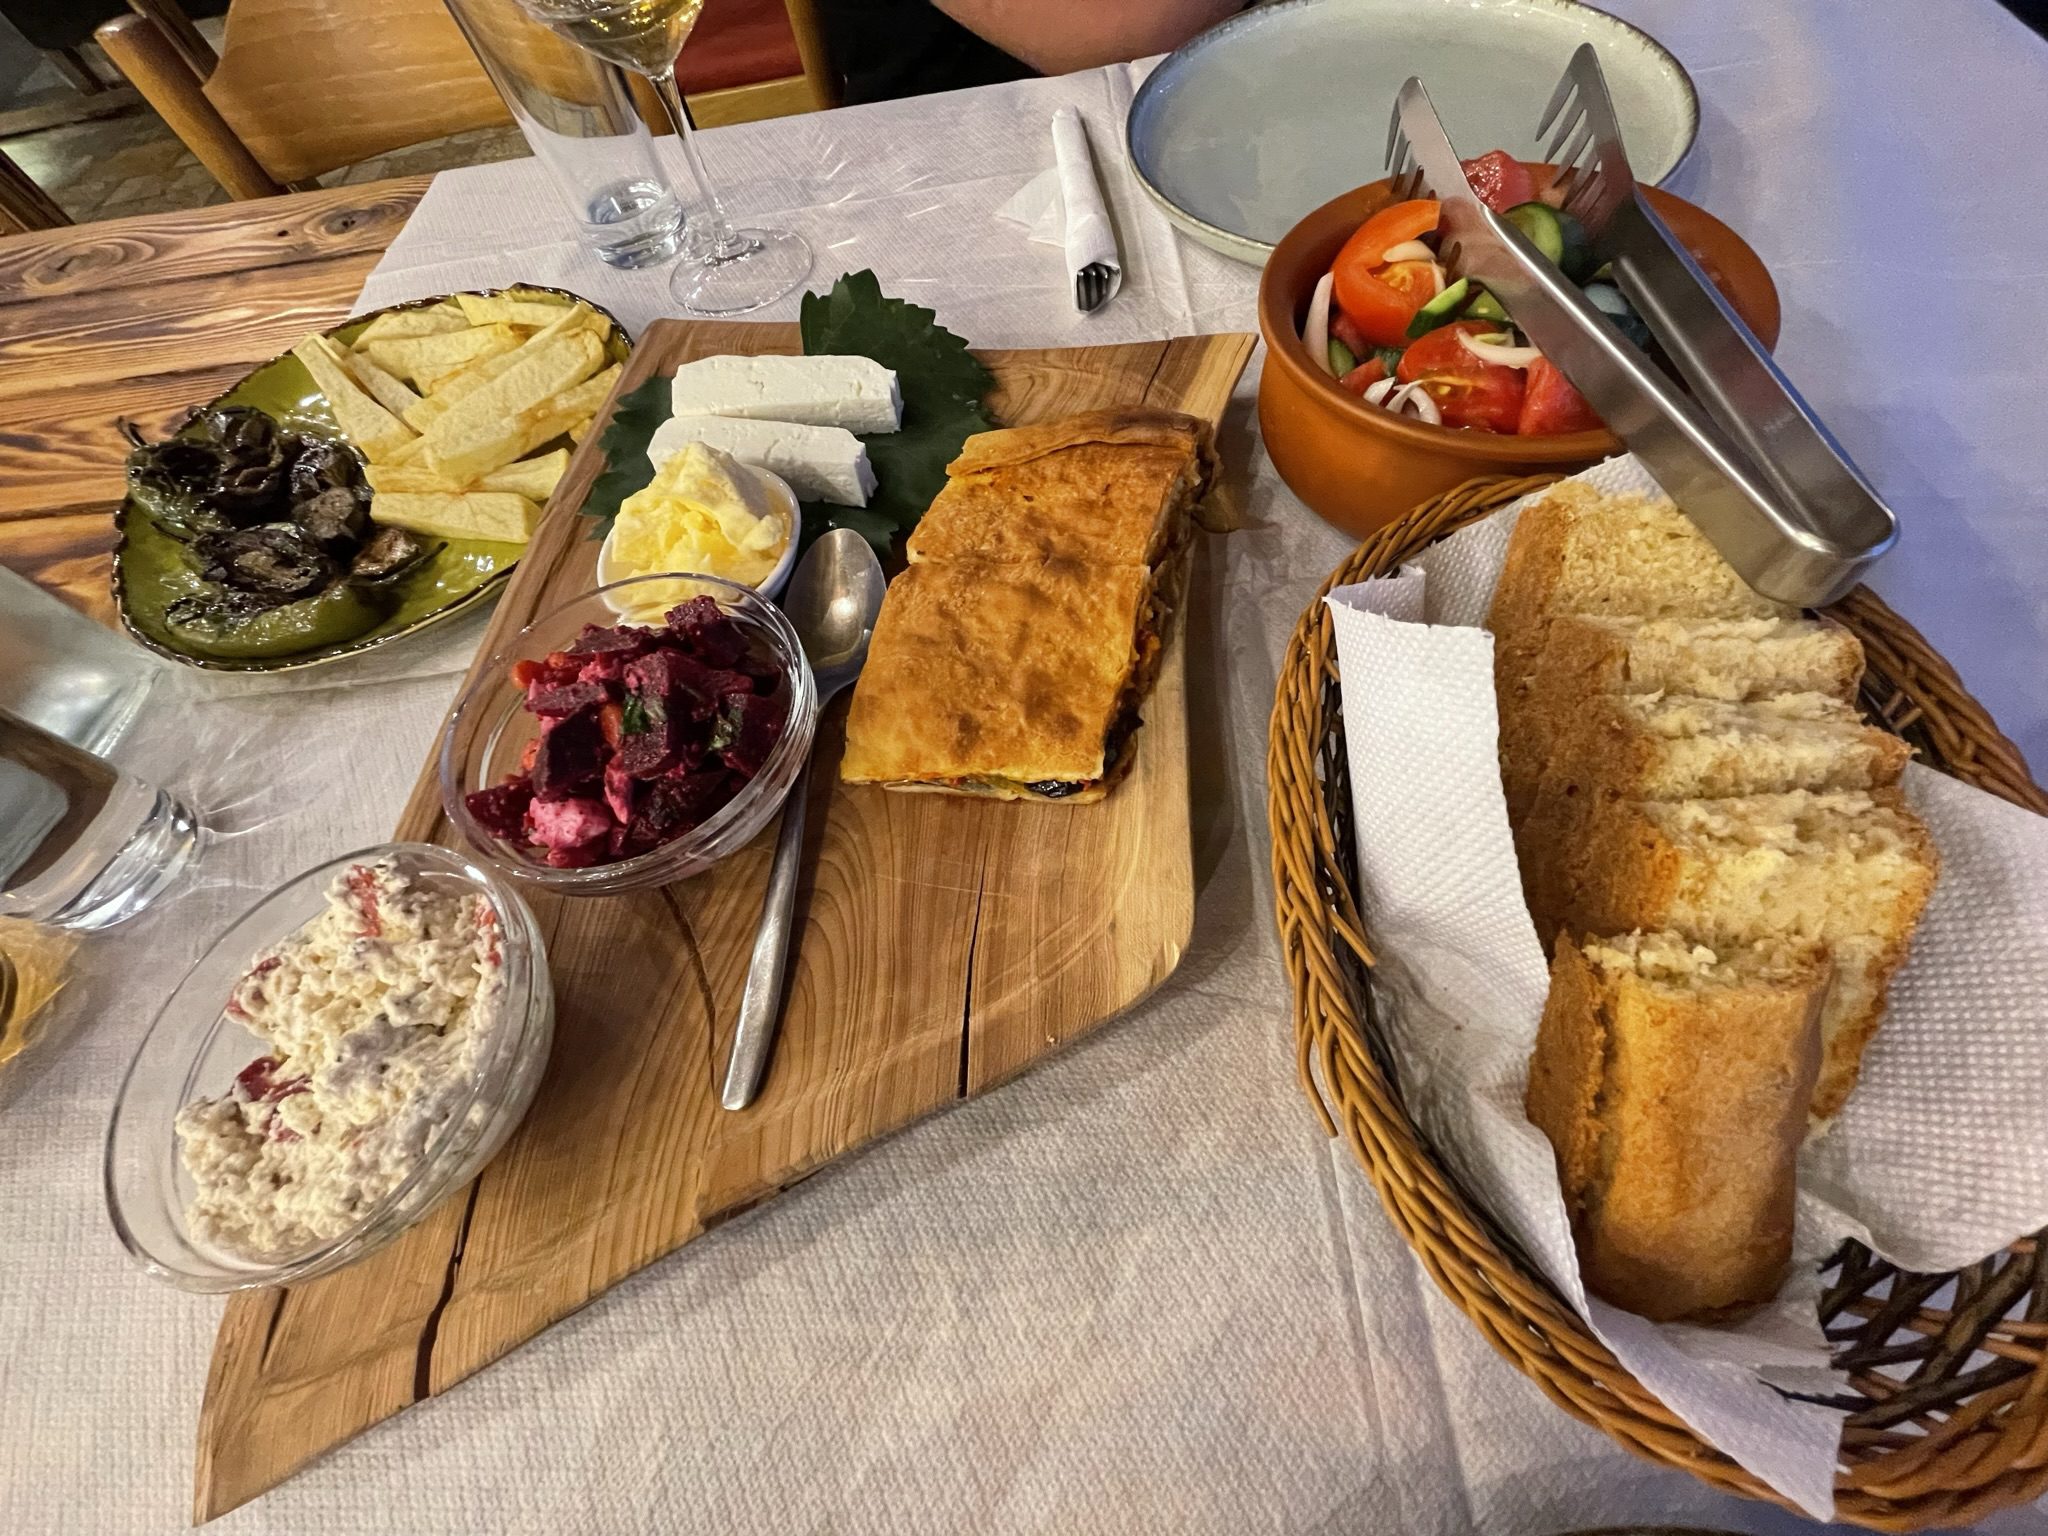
[994, 107, 1123, 309]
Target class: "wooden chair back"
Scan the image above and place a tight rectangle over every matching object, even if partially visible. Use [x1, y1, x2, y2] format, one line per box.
[99, 0, 837, 200]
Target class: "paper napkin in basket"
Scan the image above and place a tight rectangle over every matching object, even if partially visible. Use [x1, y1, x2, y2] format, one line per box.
[1320, 454, 2048, 1520]
[994, 106, 1123, 305]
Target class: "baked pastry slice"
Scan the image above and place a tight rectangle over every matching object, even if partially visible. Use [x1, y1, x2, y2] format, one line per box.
[840, 558, 1151, 802]
[906, 407, 1216, 570]
[1541, 788, 1939, 1119]
[1525, 929, 1827, 1321]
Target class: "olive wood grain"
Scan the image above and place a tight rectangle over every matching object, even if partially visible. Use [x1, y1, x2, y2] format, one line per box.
[0, 182, 429, 622]
[0, 178, 425, 305]
[194, 322, 1255, 1521]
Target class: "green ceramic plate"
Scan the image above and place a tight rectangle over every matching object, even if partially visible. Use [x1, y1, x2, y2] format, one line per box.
[112, 285, 632, 673]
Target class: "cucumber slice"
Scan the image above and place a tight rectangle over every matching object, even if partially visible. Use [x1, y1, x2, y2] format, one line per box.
[1554, 209, 1595, 282]
[1405, 276, 1470, 339]
[1376, 346, 1405, 374]
[1503, 202, 1566, 264]
[1327, 337, 1357, 376]
[1462, 288, 1509, 324]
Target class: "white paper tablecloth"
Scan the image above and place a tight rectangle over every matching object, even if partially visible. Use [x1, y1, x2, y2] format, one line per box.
[6, 3, 2046, 1531]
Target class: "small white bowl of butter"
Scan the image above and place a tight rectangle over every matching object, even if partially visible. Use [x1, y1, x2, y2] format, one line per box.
[596, 441, 799, 614]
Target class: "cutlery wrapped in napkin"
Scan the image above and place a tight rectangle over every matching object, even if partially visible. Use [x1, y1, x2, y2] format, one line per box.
[995, 106, 1123, 309]
[1319, 455, 2048, 1522]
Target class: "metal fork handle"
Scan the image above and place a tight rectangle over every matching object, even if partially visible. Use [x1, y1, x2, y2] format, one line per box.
[1600, 192, 1895, 563]
[720, 758, 812, 1111]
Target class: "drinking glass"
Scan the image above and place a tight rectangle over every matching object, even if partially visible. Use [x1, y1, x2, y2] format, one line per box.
[511, 0, 812, 314]
[0, 707, 201, 931]
[444, 0, 683, 269]
[0, 567, 159, 756]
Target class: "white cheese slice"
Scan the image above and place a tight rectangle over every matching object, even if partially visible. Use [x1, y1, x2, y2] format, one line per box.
[647, 414, 878, 507]
[668, 354, 902, 434]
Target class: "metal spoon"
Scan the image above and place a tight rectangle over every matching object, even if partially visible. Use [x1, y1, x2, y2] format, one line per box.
[720, 528, 887, 1111]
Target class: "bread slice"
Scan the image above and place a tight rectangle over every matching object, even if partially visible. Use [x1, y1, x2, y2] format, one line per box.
[1525, 930, 1827, 1321]
[1545, 615, 1867, 704]
[1497, 613, 1869, 821]
[1515, 692, 1912, 932]
[1488, 483, 1791, 700]
[1542, 789, 1939, 1118]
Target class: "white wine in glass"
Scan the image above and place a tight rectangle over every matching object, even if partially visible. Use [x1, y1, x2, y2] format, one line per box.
[515, 0, 811, 314]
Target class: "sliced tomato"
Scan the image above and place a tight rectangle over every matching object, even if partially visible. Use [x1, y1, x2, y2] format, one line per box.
[1460, 151, 1537, 214]
[1334, 198, 1439, 274]
[1329, 310, 1372, 358]
[1338, 357, 1389, 394]
[1516, 356, 1603, 436]
[1377, 259, 1441, 306]
[1332, 274, 1418, 349]
[1397, 321, 1526, 433]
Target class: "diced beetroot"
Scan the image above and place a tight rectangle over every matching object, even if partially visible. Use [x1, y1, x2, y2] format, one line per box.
[577, 650, 633, 686]
[664, 597, 747, 666]
[602, 757, 636, 825]
[545, 840, 607, 869]
[525, 795, 614, 853]
[719, 687, 788, 775]
[624, 769, 730, 851]
[526, 679, 608, 718]
[465, 777, 535, 839]
[568, 622, 658, 657]
[475, 608, 782, 870]
[614, 724, 678, 780]
[531, 709, 606, 798]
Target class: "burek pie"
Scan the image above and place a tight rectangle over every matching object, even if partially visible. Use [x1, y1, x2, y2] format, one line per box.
[841, 407, 1215, 802]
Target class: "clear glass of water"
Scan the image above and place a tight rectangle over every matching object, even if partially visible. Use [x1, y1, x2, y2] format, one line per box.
[0, 707, 201, 932]
[0, 567, 160, 757]
[444, 0, 684, 269]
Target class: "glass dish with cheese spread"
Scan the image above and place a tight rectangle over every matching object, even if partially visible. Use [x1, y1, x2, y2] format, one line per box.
[104, 843, 553, 1291]
[597, 441, 798, 603]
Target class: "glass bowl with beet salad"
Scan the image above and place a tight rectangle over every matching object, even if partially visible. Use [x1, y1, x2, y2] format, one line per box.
[441, 574, 816, 894]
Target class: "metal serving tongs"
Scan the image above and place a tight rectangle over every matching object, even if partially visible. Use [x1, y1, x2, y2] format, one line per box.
[1387, 50, 1897, 607]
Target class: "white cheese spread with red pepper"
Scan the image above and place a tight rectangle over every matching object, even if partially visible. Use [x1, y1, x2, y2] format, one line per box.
[174, 859, 505, 1259]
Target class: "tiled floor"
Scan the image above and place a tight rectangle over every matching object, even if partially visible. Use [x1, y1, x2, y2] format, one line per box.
[2, 107, 529, 225]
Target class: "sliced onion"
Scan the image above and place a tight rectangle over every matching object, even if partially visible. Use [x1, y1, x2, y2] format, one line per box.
[1363, 378, 1443, 426]
[1388, 381, 1442, 425]
[1377, 239, 1435, 264]
[1458, 330, 1542, 369]
[1304, 271, 1335, 376]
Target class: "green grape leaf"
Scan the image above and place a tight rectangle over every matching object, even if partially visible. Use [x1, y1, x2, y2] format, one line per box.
[579, 372, 671, 539]
[797, 269, 993, 554]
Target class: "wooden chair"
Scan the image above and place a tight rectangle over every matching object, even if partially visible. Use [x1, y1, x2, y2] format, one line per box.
[96, 0, 838, 201]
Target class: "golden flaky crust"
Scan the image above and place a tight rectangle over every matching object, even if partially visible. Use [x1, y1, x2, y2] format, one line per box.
[910, 408, 1215, 568]
[840, 559, 1147, 790]
[1527, 935, 1826, 1321]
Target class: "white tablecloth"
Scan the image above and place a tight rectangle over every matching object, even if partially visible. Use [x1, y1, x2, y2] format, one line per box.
[6, 3, 2046, 1531]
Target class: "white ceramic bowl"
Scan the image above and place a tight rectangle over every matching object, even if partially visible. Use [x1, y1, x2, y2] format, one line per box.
[595, 463, 800, 608]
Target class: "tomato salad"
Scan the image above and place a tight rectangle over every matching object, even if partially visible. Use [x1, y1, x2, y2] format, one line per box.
[1300, 151, 1650, 437]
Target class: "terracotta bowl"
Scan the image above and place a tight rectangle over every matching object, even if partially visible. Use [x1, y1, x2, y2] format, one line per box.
[1256, 178, 1781, 539]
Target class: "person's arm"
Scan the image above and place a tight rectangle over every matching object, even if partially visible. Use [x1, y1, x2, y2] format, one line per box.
[934, 0, 1242, 75]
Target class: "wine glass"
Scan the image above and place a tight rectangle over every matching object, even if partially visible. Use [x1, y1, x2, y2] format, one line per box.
[513, 0, 811, 315]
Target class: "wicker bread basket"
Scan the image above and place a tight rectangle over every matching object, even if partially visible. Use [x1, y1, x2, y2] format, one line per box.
[1268, 472, 2048, 1530]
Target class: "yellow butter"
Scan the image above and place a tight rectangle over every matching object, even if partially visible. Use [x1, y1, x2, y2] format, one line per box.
[611, 442, 788, 588]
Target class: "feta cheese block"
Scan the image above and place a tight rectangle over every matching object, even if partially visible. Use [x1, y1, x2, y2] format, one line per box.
[669, 353, 902, 434]
[648, 413, 878, 507]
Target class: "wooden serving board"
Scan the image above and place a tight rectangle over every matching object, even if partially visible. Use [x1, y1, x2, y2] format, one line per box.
[193, 322, 1255, 1520]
